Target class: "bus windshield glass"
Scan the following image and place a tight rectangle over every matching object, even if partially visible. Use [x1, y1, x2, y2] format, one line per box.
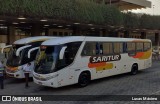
[35, 46, 61, 74]
[34, 42, 82, 74]
[6, 44, 38, 67]
[6, 44, 24, 67]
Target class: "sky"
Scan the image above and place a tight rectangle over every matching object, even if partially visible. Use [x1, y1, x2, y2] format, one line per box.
[131, 0, 160, 15]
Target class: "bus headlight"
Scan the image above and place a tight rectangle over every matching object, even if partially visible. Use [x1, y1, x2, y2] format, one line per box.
[6, 66, 19, 73]
[45, 74, 59, 80]
[34, 73, 59, 81]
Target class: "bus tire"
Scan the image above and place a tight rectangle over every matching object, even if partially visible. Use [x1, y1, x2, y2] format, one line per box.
[130, 64, 138, 75]
[78, 72, 90, 87]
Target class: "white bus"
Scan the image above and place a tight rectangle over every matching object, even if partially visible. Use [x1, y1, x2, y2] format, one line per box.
[33, 36, 152, 88]
[1, 36, 58, 78]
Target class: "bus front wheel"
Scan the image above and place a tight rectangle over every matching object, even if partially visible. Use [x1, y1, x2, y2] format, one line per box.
[78, 72, 90, 87]
[130, 64, 138, 75]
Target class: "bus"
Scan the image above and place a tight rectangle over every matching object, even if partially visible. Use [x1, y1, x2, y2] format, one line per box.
[1, 36, 58, 78]
[33, 36, 152, 88]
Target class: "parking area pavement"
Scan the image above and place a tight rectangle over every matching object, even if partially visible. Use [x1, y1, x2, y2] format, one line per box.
[1, 61, 160, 95]
[1, 53, 160, 104]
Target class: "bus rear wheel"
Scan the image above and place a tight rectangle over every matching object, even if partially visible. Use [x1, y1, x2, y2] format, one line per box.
[78, 72, 90, 87]
[131, 64, 138, 75]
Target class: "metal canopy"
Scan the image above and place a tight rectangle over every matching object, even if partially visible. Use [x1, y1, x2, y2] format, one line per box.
[96, 0, 151, 10]
[120, 0, 151, 10]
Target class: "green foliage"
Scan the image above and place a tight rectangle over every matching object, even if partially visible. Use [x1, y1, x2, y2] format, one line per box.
[122, 12, 160, 30]
[123, 12, 140, 29]
[140, 14, 160, 29]
[103, 5, 123, 26]
[0, 0, 122, 25]
[0, 0, 159, 30]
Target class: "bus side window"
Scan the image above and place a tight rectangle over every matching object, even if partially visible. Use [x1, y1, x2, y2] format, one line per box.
[102, 42, 113, 55]
[113, 42, 123, 54]
[136, 42, 143, 52]
[82, 42, 99, 56]
[56, 42, 82, 70]
[127, 42, 136, 56]
[144, 42, 151, 51]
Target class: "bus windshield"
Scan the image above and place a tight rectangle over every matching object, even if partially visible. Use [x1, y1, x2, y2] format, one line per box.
[35, 46, 61, 74]
[34, 42, 82, 74]
[6, 45, 23, 67]
[6, 44, 38, 67]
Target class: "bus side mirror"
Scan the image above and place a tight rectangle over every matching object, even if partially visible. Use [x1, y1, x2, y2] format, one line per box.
[1, 45, 12, 54]
[16, 45, 31, 56]
[59, 46, 67, 59]
[28, 47, 39, 58]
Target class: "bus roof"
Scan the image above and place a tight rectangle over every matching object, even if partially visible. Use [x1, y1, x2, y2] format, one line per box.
[14, 36, 58, 45]
[42, 36, 151, 46]
[42, 36, 85, 45]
